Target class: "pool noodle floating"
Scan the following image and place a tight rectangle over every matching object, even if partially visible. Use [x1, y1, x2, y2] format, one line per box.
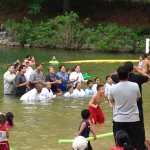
[58, 132, 113, 144]
[62, 59, 138, 63]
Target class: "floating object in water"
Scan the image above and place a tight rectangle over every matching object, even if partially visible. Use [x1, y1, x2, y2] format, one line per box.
[49, 60, 59, 65]
[62, 60, 138, 63]
[58, 132, 113, 143]
[83, 73, 91, 79]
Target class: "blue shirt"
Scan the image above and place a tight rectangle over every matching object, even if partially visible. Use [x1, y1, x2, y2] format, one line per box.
[85, 88, 94, 97]
[56, 72, 68, 91]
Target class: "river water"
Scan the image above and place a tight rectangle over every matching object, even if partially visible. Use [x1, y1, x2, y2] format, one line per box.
[0, 47, 150, 150]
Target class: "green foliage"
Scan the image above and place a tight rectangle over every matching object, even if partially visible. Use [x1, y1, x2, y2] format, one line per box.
[50, 12, 88, 49]
[28, 3, 41, 14]
[27, 20, 53, 46]
[3, 12, 146, 52]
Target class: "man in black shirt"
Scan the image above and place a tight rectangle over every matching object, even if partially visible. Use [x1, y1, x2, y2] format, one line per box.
[111, 61, 149, 150]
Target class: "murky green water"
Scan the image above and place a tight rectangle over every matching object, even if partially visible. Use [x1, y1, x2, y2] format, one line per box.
[0, 47, 150, 150]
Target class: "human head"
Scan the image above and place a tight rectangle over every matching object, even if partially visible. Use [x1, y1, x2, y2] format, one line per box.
[67, 86, 74, 93]
[6, 112, 14, 126]
[14, 63, 20, 71]
[30, 56, 35, 61]
[19, 65, 26, 74]
[81, 109, 90, 120]
[144, 53, 150, 60]
[56, 89, 63, 96]
[23, 59, 29, 67]
[25, 54, 31, 60]
[139, 55, 144, 61]
[124, 62, 133, 73]
[14, 58, 21, 64]
[66, 69, 71, 75]
[115, 130, 133, 150]
[72, 136, 88, 150]
[59, 65, 66, 73]
[7, 64, 15, 73]
[0, 113, 6, 125]
[87, 80, 93, 88]
[52, 55, 56, 61]
[94, 77, 100, 84]
[74, 65, 80, 73]
[48, 66, 55, 75]
[36, 63, 43, 72]
[97, 84, 105, 93]
[35, 83, 43, 93]
[117, 66, 128, 80]
[45, 82, 51, 90]
[75, 82, 82, 90]
[106, 75, 112, 84]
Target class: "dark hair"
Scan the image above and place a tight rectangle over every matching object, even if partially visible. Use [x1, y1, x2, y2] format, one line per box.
[0, 113, 6, 125]
[19, 65, 26, 72]
[6, 112, 14, 126]
[59, 65, 65, 70]
[97, 84, 104, 91]
[75, 82, 80, 88]
[106, 75, 111, 80]
[14, 63, 20, 69]
[115, 130, 134, 150]
[72, 65, 79, 72]
[87, 80, 93, 85]
[124, 62, 133, 72]
[7, 64, 14, 70]
[56, 88, 62, 93]
[94, 77, 100, 82]
[117, 66, 128, 80]
[67, 86, 73, 91]
[36, 63, 42, 68]
[81, 109, 90, 119]
[26, 55, 31, 58]
[143, 53, 150, 58]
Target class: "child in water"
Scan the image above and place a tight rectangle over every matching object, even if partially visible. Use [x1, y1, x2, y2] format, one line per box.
[77, 109, 96, 150]
[89, 84, 112, 124]
[110, 130, 135, 150]
[4, 112, 14, 128]
[0, 112, 10, 150]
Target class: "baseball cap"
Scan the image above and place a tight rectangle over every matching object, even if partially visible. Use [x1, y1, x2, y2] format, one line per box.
[72, 136, 88, 150]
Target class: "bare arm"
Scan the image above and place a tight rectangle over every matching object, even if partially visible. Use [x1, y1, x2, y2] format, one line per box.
[104, 95, 113, 107]
[89, 95, 98, 108]
[6, 128, 9, 139]
[77, 122, 86, 136]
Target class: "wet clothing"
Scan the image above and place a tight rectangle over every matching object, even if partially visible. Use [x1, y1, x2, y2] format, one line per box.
[15, 73, 27, 97]
[79, 120, 92, 150]
[111, 73, 148, 150]
[89, 106, 105, 124]
[45, 74, 60, 92]
[0, 126, 10, 150]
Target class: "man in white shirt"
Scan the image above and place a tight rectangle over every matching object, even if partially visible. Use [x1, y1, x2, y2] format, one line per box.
[109, 66, 141, 149]
[20, 83, 43, 102]
[3, 65, 16, 95]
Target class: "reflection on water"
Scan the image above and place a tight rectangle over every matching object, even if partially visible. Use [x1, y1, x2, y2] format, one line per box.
[0, 96, 115, 150]
[0, 47, 150, 150]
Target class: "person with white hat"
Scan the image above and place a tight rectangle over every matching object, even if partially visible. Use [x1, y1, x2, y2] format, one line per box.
[72, 136, 88, 150]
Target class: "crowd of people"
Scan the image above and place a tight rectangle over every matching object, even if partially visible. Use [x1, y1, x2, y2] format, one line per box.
[1, 53, 150, 150]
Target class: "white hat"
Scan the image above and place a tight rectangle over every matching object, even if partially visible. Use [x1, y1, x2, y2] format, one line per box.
[72, 136, 88, 150]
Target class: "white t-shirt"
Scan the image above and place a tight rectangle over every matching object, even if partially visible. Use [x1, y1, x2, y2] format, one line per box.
[63, 92, 74, 98]
[109, 81, 141, 122]
[91, 84, 98, 94]
[20, 88, 41, 102]
[73, 89, 86, 98]
[39, 87, 56, 100]
[24, 66, 33, 81]
[104, 83, 114, 96]
[69, 72, 84, 87]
